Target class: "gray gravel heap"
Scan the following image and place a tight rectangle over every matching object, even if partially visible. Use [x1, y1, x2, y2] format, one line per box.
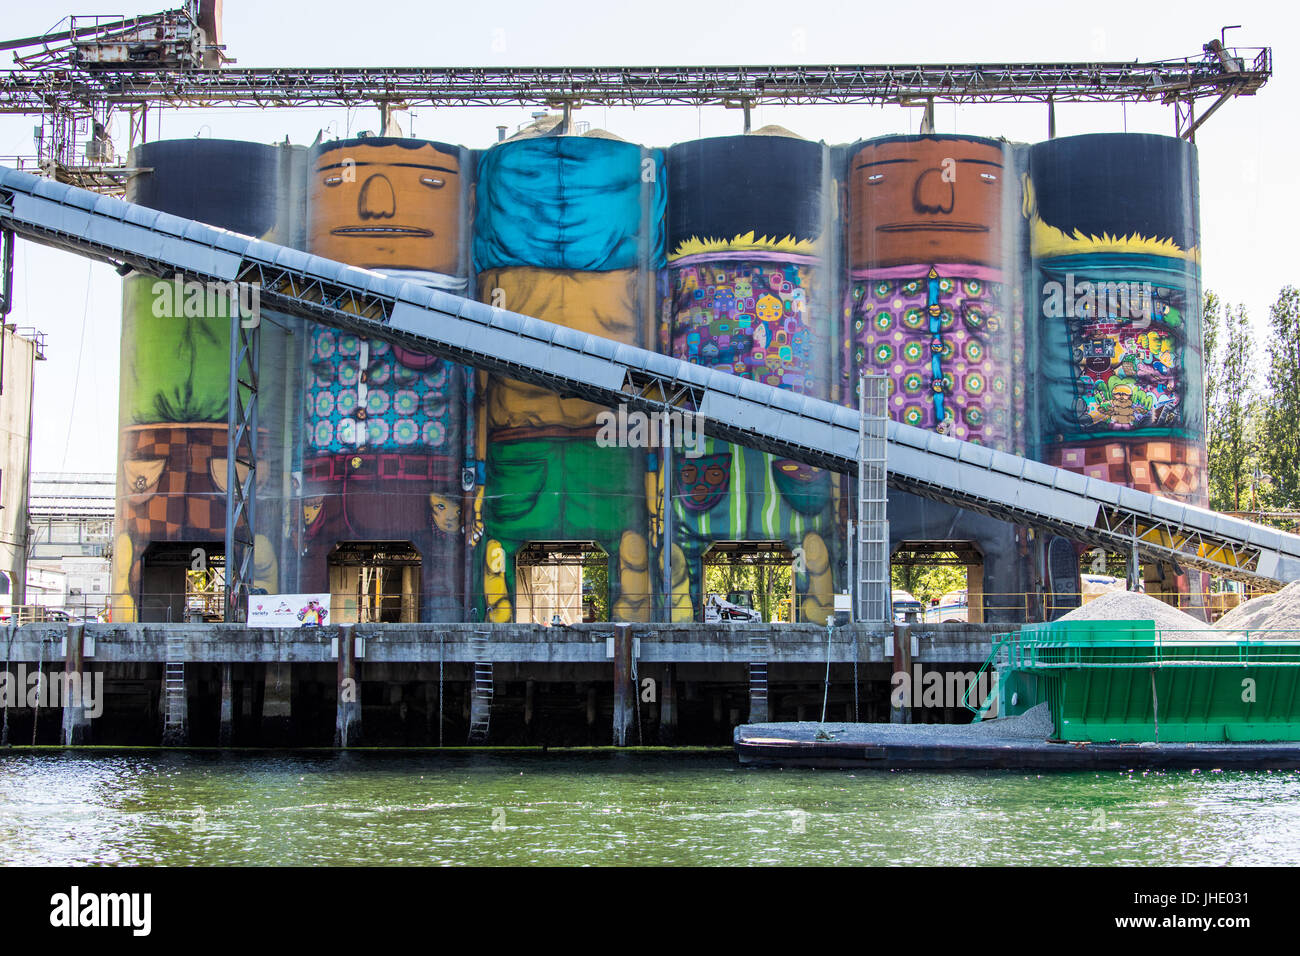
[1057, 589, 1209, 632]
[1216, 580, 1300, 633]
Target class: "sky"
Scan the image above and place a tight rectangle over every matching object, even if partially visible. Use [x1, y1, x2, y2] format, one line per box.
[1, 0, 1297, 474]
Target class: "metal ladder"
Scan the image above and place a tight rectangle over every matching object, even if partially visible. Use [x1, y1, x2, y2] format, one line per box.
[468, 631, 492, 744]
[748, 633, 769, 722]
[162, 633, 186, 743]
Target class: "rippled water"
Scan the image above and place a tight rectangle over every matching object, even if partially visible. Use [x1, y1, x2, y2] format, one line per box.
[1, 750, 1298, 866]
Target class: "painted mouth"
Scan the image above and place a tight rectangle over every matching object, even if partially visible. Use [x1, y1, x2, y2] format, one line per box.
[331, 226, 433, 238]
[877, 222, 989, 233]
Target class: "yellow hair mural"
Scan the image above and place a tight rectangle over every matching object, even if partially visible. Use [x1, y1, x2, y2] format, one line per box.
[669, 230, 820, 261]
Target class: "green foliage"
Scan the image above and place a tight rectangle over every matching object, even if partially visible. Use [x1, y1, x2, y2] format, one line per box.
[1203, 290, 1261, 512]
[581, 552, 609, 622]
[1262, 286, 1300, 509]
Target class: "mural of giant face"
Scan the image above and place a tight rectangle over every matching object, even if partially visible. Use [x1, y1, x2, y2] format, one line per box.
[309, 139, 463, 274]
[849, 136, 1005, 269]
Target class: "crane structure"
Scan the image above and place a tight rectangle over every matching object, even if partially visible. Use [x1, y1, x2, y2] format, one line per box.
[0, 4, 1274, 193]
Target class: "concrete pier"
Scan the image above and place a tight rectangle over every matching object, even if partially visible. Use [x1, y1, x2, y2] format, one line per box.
[0, 621, 1005, 746]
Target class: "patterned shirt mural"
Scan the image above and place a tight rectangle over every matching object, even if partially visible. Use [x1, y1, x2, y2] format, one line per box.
[668, 260, 817, 394]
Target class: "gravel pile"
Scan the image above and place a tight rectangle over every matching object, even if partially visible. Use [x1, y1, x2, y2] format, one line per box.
[747, 703, 1055, 744]
[1057, 589, 1208, 631]
[1216, 580, 1300, 632]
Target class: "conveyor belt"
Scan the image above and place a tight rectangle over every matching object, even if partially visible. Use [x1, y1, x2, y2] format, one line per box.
[3, 164, 1297, 585]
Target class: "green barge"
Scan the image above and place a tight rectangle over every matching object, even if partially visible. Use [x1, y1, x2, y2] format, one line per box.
[735, 620, 1300, 769]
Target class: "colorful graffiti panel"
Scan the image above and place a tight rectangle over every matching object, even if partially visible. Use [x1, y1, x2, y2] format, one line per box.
[667, 259, 820, 396]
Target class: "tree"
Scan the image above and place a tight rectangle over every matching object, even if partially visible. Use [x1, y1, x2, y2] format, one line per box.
[1262, 286, 1300, 508]
[1203, 291, 1258, 511]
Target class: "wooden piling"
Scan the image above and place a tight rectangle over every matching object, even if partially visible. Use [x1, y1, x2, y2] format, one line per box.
[60, 623, 91, 745]
[612, 623, 634, 746]
[335, 624, 361, 747]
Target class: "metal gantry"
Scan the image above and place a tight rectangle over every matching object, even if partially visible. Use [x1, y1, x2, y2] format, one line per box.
[0, 23, 1274, 191]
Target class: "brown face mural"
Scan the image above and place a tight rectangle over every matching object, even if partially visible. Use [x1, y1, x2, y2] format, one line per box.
[848, 137, 1004, 269]
[309, 139, 462, 274]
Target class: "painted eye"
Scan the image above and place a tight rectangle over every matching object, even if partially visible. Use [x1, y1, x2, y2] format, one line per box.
[980, 172, 998, 183]
[420, 176, 445, 189]
[867, 173, 885, 184]
[323, 175, 344, 187]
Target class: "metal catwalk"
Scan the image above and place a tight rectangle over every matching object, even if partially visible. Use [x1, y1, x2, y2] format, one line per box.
[3, 163, 1298, 585]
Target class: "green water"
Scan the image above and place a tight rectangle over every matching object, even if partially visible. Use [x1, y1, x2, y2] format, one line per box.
[1, 751, 1298, 866]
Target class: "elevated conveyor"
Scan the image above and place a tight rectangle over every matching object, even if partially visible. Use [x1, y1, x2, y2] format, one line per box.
[2, 163, 1298, 586]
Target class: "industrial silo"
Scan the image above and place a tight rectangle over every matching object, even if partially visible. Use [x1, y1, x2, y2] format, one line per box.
[842, 133, 1028, 622]
[473, 123, 665, 624]
[664, 129, 838, 624]
[1027, 132, 1205, 606]
[302, 136, 476, 622]
[113, 138, 305, 623]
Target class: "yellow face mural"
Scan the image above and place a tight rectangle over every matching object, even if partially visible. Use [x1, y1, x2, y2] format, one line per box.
[309, 139, 462, 275]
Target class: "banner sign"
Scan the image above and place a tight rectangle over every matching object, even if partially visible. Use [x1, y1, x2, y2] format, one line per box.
[247, 593, 332, 627]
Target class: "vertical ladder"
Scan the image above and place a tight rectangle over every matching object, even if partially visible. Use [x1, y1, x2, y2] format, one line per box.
[161, 632, 186, 744]
[857, 375, 890, 624]
[748, 633, 769, 723]
[468, 631, 492, 744]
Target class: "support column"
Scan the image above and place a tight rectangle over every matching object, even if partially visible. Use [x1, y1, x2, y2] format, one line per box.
[966, 563, 985, 624]
[61, 624, 92, 745]
[218, 663, 234, 746]
[891, 623, 912, 724]
[612, 623, 634, 746]
[335, 624, 361, 747]
[658, 665, 677, 744]
[261, 663, 292, 745]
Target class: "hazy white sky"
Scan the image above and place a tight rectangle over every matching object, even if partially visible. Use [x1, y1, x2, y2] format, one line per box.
[2, 0, 1296, 473]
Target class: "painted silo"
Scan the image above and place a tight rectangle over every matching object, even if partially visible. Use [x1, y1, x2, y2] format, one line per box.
[664, 130, 837, 623]
[302, 136, 476, 622]
[113, 138, 304, 623]
[1027, 134, 1204, 603]
[473, 127, 665, 624]
[842, 134, 1029, 621]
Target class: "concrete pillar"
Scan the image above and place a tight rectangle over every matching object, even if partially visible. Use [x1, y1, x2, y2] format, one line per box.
[585, 684, 597, 727]
[219, 663, 234, 746]
[262, 663, 293, 745]
[61, 624, 92, 745]
[966, 563, 985, 623]
[335, 624, 361, 747]
[612, 623, 634, 746]
[891, 623, 912, 724]
[658, 665, 676, 744]
[524, 679, 535, 726]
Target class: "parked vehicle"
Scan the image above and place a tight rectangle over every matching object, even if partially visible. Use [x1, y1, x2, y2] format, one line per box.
[704, 591, 763, 623]
[925, 589, 969, 623]
[891, 589, 924, 623]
